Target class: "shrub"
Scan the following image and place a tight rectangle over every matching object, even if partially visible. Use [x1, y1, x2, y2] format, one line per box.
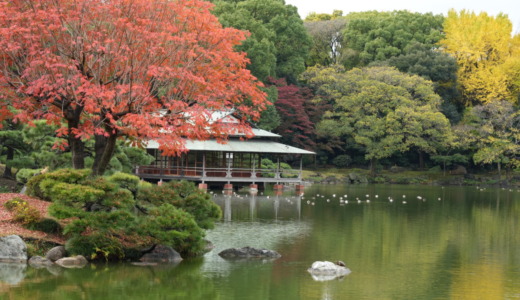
[332, 155, 352, 168]
[15, 168, 42, 185]
[26, 174, 49, 200]
[26, 218, 62, 234]
[3, 197, 27, 211]
[66, 233, 124, 261]
[12, 202, 41, 225]
[107, 172, 141, 196]
[137, 181, 221, 229]
[136, 204, 206, 257]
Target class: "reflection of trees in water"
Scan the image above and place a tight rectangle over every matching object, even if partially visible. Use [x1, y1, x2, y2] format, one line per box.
[3, 260, 217, 300]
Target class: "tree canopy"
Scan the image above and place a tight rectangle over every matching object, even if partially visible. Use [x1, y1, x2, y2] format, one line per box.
[0, 0, 268, 175]
[211, 0, 311, 83]
[440, 10, 520, 105]
[302, 65, 452, 171]
[342, 11, 445, 68]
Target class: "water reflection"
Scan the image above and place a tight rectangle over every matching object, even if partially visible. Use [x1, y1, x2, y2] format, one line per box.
[2, 185, 519, 300]
[212, 192, 304, 222]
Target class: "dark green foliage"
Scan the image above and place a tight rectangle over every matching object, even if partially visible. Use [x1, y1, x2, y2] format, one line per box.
[26, 218, 62, 234]
[66, 233, 124, 261]
[332, 155, 352, 168]
[137, 204, 206, 257]
[343, 11, 444, 68]
[137, 181, 221, 229]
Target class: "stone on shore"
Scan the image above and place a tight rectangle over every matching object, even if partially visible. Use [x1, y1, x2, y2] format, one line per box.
[55, 255, 88, 268]
[28, 256, 54, 268]
[0, 235, 27, 263]
[45, 246, 66, 262]
[139, 245, 183, 263]
[218, 246, 281, 259]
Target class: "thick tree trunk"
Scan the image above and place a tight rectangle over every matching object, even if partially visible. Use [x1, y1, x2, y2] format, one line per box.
[92, 132, 118, 176]
[2, 147, 14, 178]
[66, 106, 85, 169]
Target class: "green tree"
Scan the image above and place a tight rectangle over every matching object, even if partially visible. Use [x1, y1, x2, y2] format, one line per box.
[305, 18, 348, 66]
[302, 65, 452, 173]
[440, 10, 520, 105]
[211, 0, 311, 83]
[342, 11, 444, 68]
[466, 101, 519, 180]
[372, 42, 462, 123]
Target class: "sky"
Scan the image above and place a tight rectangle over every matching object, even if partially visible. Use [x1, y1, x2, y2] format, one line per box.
[284, 0, 520, 34]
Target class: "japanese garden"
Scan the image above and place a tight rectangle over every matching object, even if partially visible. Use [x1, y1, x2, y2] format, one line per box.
[0, 0, 519, 299]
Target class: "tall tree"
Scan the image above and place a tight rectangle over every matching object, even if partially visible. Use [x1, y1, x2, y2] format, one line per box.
[440, 10, 520, 105]
[211, 0, 311, 83]
[467, 101, 520, 179]
[0, 0, 268, 176]
[268, 78, 316, 151]
[341, 11, 444, 68]
[372, 42, 462, 123]
[305, 18, 348, 66]
[302, 66, 452, 172]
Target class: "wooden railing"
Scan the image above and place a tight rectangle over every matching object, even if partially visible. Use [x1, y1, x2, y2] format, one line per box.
[135, 165, 302, 182]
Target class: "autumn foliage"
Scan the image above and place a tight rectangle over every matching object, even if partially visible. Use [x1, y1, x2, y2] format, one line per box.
[269, 78, 317, 151]
[0, 0, 267, 174]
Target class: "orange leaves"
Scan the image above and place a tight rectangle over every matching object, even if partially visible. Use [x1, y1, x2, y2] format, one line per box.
[0, 0, 268, 158]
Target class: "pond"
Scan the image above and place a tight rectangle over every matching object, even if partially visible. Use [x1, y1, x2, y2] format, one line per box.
[1, 184, 519, 299]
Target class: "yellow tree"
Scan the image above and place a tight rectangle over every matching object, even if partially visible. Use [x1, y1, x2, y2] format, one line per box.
[440, 10, 520, 105]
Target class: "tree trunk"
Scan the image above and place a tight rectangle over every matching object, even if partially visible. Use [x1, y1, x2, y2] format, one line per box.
[418, 150, 425, 170]
[2, 147, 14, 178]
[370, 158, 377, 175]
[92, 132, 118, 176]
[497, 161, 502, 181]
[66, 106, 85, 169]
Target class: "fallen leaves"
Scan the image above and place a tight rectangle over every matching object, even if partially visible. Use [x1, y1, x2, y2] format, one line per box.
[0, 193, 64, 243]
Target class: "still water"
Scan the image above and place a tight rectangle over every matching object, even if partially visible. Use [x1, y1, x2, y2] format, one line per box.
[1, 184, 519, 300]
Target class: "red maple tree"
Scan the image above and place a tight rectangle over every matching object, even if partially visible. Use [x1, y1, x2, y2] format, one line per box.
[0, 0, 267, 175]
[269, 78, 317, 151]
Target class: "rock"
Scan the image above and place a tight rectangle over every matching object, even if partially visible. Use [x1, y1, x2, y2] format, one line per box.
[45, 246, 66, 262]
[28, 256, 54, 268]
[0, 235, 27, 263]
[139, 245, 183, 263]
[307, 261, 351, 281]
[218, 246, 281, 259]
[55, 255, 88, 268]
[0, 262, 27, 285]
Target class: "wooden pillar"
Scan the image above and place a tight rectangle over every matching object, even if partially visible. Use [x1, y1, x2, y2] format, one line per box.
[198, 183, 208, 191]
[295, 184, 305, 195]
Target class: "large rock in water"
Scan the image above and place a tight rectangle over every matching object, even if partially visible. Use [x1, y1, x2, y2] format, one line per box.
[307, 261, 351, 281]
[218, 246, 281, 259]
[55, 255, 88, 268]
[0, 235, 27, 263]
[139, 245, 183, 263]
